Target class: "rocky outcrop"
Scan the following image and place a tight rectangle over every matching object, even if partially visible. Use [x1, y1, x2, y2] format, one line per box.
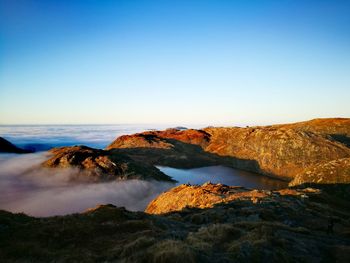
[204, 126, 350, 179]
[107, 128, 210, 149]
[1, 183, 350, 262]
[274, 118, 350, 137]
[146, 183, 258, 214]
[0, 137, 31, 153]
[107, 129, 218, 168]
[145, 182, 320, 214]
[43, 146, 173, 181]
[107, 118, 350, 182]
[273, 118, 350, 147]
[289, 157, 350, 186]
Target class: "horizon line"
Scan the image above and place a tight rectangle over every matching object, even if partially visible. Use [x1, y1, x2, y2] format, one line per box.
[0, 117, 348, 128]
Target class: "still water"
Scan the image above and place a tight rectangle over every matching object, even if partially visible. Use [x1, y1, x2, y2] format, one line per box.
[159, 165, 287, 190]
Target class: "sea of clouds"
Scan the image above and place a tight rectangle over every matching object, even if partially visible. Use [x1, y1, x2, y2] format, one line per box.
[0, 153, 174, 217]
[0, 124, 172, 151]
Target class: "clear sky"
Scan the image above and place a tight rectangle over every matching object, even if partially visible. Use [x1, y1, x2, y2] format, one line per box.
[0, 0, 349, 126]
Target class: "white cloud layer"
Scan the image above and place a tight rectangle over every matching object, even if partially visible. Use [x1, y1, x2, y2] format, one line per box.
[0, 153, 174, 217]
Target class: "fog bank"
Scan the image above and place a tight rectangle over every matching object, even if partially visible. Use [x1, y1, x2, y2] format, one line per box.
[0, 153, 174, 217]
[0, 124, 177, 151]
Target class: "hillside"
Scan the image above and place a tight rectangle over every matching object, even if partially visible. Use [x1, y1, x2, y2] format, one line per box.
[43, 146, 173, 181]
[0, 137, 31, 154]
[1, 183, 350, 262]
[289, 157, 350, 186]
[106, 118, 350, 183]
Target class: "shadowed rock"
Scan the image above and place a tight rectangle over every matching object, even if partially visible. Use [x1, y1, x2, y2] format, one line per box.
[0, 137, 32, 153]
[1, 183, 350, 262]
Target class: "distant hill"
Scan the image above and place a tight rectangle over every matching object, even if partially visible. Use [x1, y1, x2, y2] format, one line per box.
[0, 137, 32, 153]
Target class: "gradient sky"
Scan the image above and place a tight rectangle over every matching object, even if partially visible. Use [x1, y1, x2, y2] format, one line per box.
[0, 0, 349, 126]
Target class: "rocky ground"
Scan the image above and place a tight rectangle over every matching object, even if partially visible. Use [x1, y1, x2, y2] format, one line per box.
[204, 125, 350, 180]
[107, 118, 350, 184]
[43, 146, 174, 182]
[106, 128, 219, 169]
[289, 157, 350, 186]
[1, 183, 350, 262]
[273, 118, 350, 141]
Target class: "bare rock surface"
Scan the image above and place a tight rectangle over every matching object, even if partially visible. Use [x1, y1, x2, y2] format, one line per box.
[274, 118, 350, 138]
[145, 182, 321, 214]
[289, 157, 350, 186]
[107, 128, 211, 150]
[43, 146, 173, 181]
[204, 125, 350, 179]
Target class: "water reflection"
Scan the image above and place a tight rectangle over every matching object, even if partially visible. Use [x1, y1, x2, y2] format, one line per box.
[158, 165, 288, 190]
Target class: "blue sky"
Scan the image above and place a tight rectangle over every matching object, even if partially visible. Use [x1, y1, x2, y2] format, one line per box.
[0, 0, 349, 126]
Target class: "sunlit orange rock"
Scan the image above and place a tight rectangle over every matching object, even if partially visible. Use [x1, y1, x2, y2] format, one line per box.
[107, 118, 350, 183]
[145, 182, 325, 214]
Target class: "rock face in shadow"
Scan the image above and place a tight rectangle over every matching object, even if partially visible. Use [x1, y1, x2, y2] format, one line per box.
[0, 137, 31, 153]
[43, 146, 174, 181]
[107, 118, 350, 183]
[1, 183, 350, 262]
